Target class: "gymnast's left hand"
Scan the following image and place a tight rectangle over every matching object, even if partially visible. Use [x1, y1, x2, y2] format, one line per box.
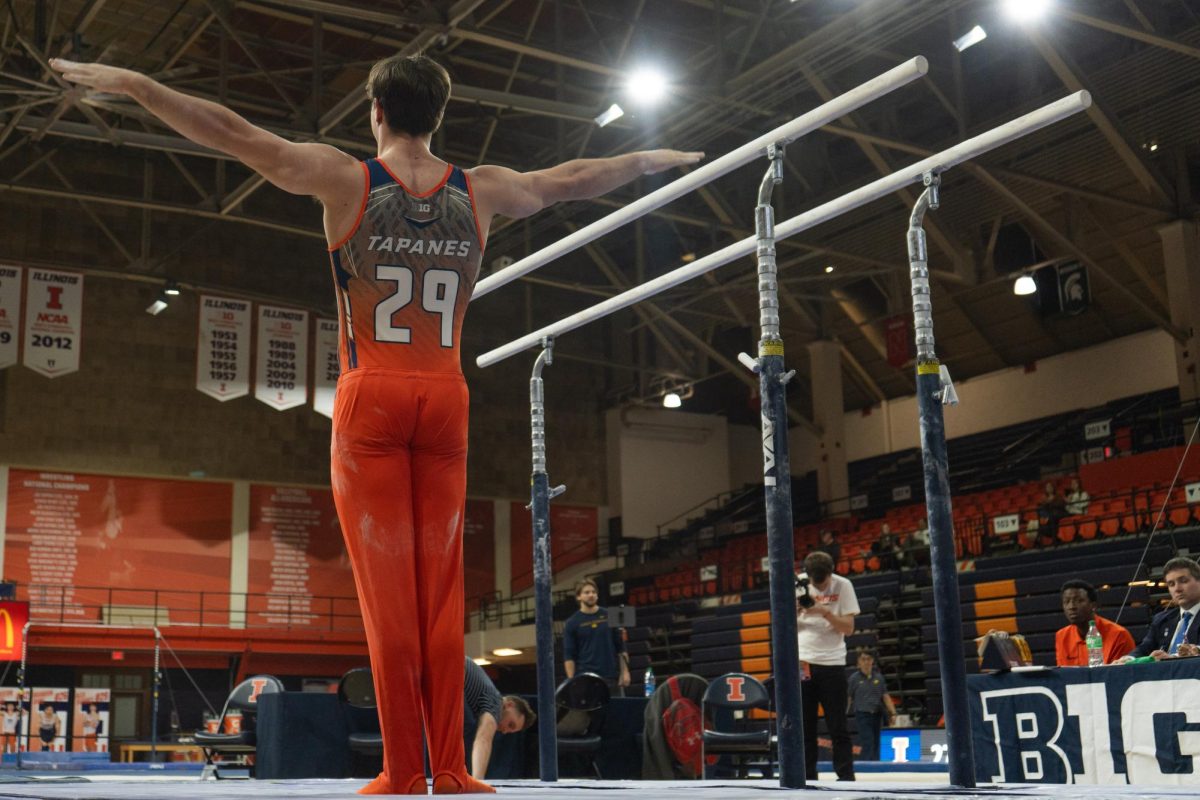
[640, 149, 705, 175]
[49, 59, 141, 94]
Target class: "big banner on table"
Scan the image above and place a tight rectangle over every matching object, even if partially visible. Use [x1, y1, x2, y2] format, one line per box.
[22, 269, 82, 378]
[968, 659, 1200, 786]
[3, 470, 232, 622]
[196, 295, 251, 401]
[0, 266, 21, 370]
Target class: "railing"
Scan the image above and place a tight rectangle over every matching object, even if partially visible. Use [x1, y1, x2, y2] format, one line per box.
[14, 584, 365, 633]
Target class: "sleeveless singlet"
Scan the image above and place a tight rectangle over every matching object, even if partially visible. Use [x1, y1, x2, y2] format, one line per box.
[327, 159, 484, 374]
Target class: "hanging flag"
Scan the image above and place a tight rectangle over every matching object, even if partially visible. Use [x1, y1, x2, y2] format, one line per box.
[0, 266, 21, 370]
[312, 318, 339, 419]
[255, 305, 309, 411]
[196, 295, 252, 401]
[23, 269, 82, 378]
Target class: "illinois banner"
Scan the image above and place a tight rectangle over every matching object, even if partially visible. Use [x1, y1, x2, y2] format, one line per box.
[0, 602, 29, 661]
[312, 318, 339, 419]
[255, 305, 309, 411]
[196, 295, 251, 401]
[0, 265, 21, 370]
[71, 688, 110, 753]
[22, 269, 82, 378]
[28, 688, 68, 752]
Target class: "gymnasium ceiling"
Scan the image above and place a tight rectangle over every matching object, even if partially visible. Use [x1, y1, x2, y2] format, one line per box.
[0, 0, 1197, 424]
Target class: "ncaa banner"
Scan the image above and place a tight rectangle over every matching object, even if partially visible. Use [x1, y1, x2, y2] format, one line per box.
[312, 318, 339, 419]
[23, 269, 82, 378]
[255, 305, 309, 411]
[0, 266, 21, 369]
[969, 658, 1200, 785]
[196, 295, 251, 401]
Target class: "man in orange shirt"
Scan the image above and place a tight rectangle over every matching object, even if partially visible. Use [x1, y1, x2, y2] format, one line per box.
[1055, 579, 1135, 666]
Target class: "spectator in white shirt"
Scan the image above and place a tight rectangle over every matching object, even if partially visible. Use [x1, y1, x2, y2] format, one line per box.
[1065, 477, 1090, 515]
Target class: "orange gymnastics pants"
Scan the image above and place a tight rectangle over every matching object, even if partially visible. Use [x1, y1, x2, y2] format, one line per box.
[332, 368, 469, 792]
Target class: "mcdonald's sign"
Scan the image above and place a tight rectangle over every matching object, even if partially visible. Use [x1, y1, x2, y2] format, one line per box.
[0, 603, 29, 661]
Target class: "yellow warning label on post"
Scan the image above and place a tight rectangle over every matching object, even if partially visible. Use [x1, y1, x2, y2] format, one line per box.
[760, 341, 784, 357]
[917, 361, 941, 375]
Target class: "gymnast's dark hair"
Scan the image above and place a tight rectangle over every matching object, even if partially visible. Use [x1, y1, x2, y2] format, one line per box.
[366, 54, 451, 136]
[1060, 579, 1097, 603]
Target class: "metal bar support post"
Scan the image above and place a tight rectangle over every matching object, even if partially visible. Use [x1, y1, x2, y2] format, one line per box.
[907, 171, 975, 787]
[529, 337, 565, 781]
[151, 629, 162, 759]
[741, 143, 805, 788]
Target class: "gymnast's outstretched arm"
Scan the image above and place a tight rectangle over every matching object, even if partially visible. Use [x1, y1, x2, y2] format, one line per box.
[49, 59, 360, 209]
[469, 149, 704, 220]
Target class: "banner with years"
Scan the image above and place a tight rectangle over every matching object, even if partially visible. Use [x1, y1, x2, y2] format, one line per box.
[312, 318, 339, 419]
[0, 266, 20, 370]
[196, 295, 251, 401]
[969, 658, 1200, 786]
[23, 269, 82, 378]
[255, 305, 308, 411]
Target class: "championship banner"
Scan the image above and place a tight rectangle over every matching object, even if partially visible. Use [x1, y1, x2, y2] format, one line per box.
[255, 305, 309, 411]
[28, 688, 68, 752]
[312, 318, 339, 419]
[22, 269, 82, 378]
[196, 295, 251, 401]
[0, 602, 29, 662]
[245, 485, 357, 629]
[0, 688, 30, 753]
[969, 658, 1200, 786]
[4, 470, 232, 623]
[71, 688, 110, 752]
[0, 266, 21, 370]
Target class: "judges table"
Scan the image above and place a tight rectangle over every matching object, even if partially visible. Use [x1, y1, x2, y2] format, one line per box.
[967, 657, 1200, 786]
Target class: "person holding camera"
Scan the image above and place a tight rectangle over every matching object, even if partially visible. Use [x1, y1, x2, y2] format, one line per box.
[796, 550, 859, 781]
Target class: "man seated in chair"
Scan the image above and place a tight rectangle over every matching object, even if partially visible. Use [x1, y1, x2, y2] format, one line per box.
[464, 658, 534, 779]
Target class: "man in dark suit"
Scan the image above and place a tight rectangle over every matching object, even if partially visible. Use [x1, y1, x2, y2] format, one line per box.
[1127, 556, 1200, 660]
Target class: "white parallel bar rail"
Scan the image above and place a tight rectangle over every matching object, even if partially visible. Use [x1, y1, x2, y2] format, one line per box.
[478, 91, 1092, 368]
[471, 56, 929, 300]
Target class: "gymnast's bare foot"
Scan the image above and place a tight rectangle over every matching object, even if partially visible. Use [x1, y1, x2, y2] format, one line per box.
[358, 772, 427, 794]
[432, 771, 495, 794]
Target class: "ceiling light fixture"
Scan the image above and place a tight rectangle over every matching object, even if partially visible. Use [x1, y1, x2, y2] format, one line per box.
[146, 294, 169, 315]
[662, 391, 682, 409]
[953, 25, 988, 52]
[824, 265, 835, 274]
[472, 657, 492, 666]
[163, 279, 181, 296]
[594, 103, 625, 127]
[1002, 0, 1052, 23]
[1013, 274, 1037, 296]
[627, 67, 669, 106]
[493, 648, 522, 657]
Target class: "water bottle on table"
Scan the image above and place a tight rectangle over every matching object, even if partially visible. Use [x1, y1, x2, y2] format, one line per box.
[644, 665, 656, 697]
[1086, 619, 1103, 666]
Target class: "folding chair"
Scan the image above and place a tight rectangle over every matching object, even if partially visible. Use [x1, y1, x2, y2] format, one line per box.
[701, 672, 772, 779]
[194, 674, 283, 778]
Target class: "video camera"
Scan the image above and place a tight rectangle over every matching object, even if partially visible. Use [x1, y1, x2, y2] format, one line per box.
[795, 575, 815, 609]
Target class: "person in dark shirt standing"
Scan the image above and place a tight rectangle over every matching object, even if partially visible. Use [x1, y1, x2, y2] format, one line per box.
[846, 650, 895, 761]
[562, 578, 629, 688]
